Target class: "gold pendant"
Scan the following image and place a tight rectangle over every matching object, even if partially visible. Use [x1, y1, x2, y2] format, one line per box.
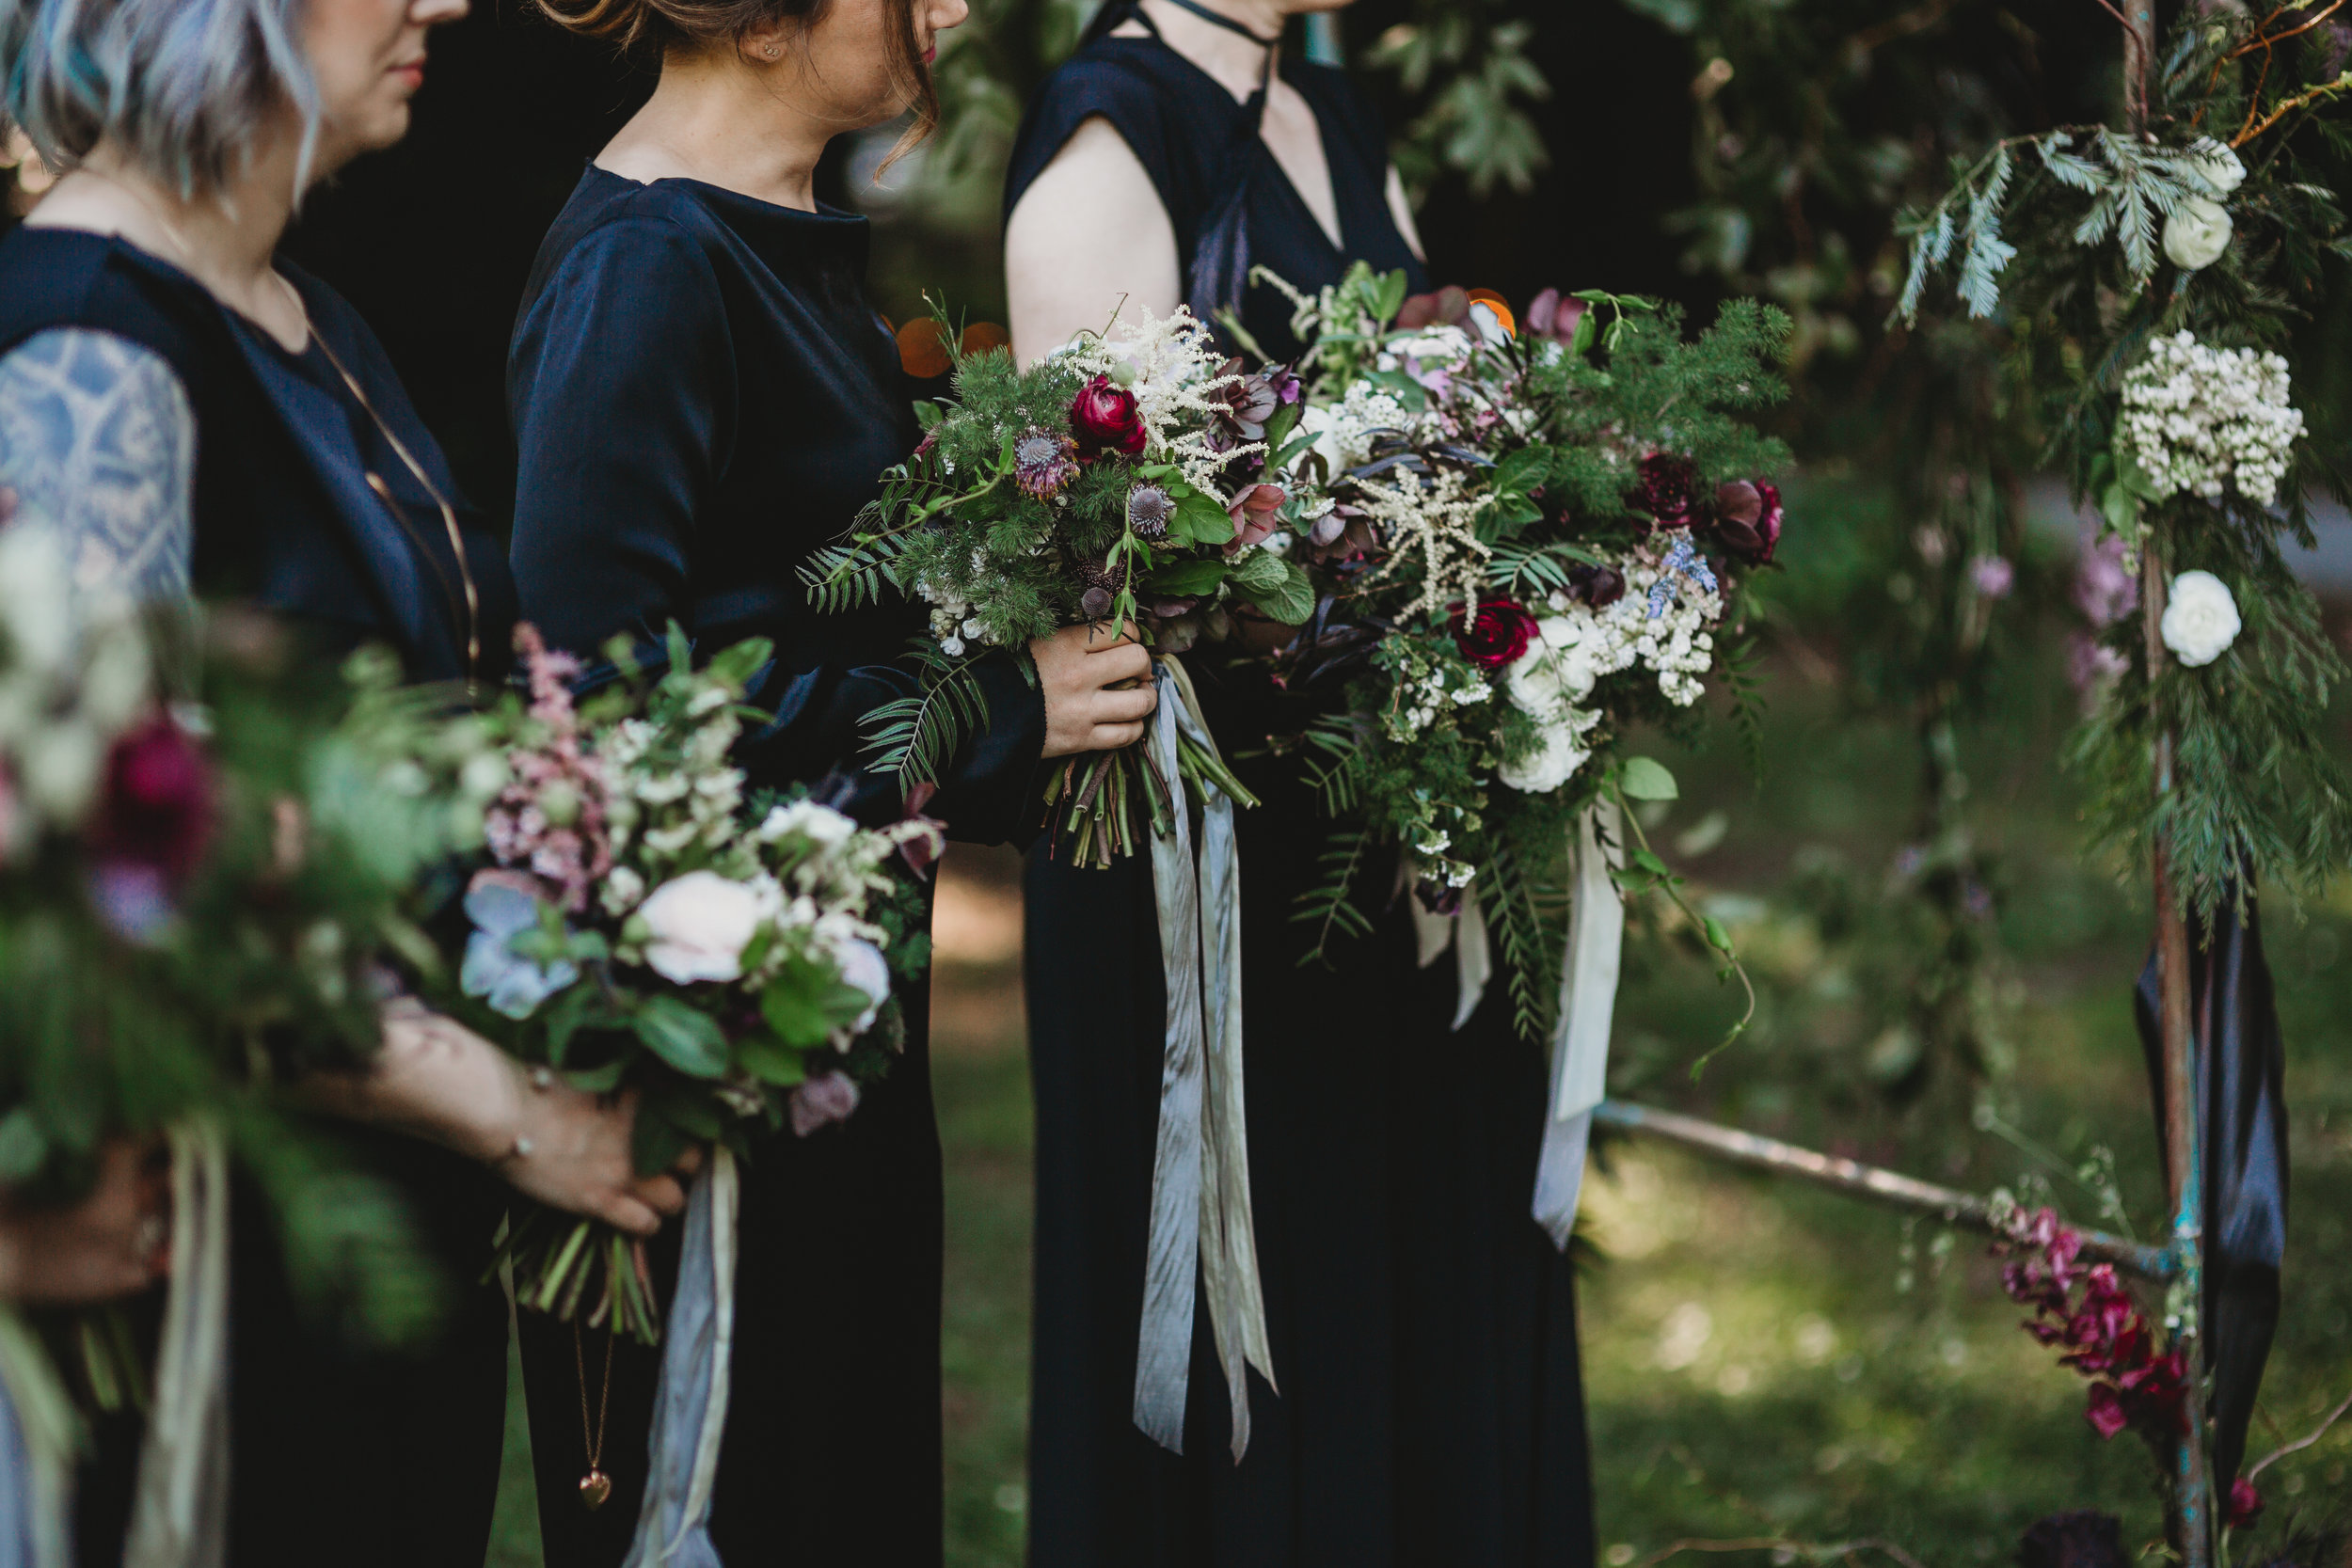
[580, 1468, 613, 1511]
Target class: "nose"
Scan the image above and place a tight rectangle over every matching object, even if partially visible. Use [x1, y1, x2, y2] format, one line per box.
[930, 0, 969, 36]
[411, 0, 468, 25]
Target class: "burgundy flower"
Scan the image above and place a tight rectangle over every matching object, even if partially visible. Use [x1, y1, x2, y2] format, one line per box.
[1012, 427, 1079, 499]
[1712, 480, 1783, 563]
[1448, 598, 1538, 669]
[1524, 288, 1587, 349]
[1627, 452, 1700, 531]
[2083, 1383, 2131, 1440]
[1226, 483, 1285, 553]
[1209, 358, 1298, 441]
[1070, 375, 1146, 459]
[2225, 1476, 2264, 1529]
[1126, 483, 1173, 541]
[92, 715, 215, 883]
[1566, 562, 1628, 608]
[1396, 286, 1470, 330]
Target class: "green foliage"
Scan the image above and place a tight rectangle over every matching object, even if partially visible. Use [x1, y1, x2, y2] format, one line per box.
[1366, 3, 1551, 198]
[862, 638, 996, 789]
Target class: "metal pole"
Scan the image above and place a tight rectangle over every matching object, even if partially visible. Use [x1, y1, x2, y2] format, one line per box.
[1592, 1100, 2178, 1280]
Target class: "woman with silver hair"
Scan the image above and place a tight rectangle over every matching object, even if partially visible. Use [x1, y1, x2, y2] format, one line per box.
[0, 0, 698, 1559]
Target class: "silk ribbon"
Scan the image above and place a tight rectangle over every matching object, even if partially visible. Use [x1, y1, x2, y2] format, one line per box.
[622, 1146, 739, 1568]
[1531, 800, 1625, 1249]
[1134, 657, 1273, 1461]
[123, 1119, 229, 1568]
[0, 1305, 77, 1568]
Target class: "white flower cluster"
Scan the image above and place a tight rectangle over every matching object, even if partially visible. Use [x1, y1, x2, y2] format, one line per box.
[597, 697, 746, 882]
[1293, 380, 1413, 475]
[2119, 331, 2304, 506]
[0, 523, 153, 845]
[1384, 655, 1491, 742]
[1497, 641, 1604, 794]
[1542, 553, 1724, 709]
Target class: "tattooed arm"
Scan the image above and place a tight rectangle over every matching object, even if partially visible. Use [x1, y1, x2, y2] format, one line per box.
[0, 328, 195, 599]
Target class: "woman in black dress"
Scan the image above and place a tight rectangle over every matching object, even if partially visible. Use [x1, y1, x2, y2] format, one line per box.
[501, 0, 1155, 1559]
[1003, 3, 1597, 1563]
[0, 0, 692, 1557]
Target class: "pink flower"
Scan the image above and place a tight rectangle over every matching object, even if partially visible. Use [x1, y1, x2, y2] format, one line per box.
[2074, 531, 2138, 627]
[2226, 1476, 2264, 1529]
[789, 1071, 862, 1136]
[1226, 483, 1285, 552]
[1070, 376, 1146, 459]
[1525, 288, 1587, 348]
[486, 625, 612, 913]
[2084, 1383, 2131, 1439]
[1971, 555, 2015, 598]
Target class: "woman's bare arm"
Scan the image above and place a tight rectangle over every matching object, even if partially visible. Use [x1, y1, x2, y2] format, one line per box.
[1005, 116, 1184, 368]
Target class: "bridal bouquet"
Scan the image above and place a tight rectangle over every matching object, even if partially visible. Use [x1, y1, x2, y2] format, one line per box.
[1261, 265, 1791, 1038]
[803, 305, 1320, 863]
[0, 520, 509, 1386]
[441, 625, 938, 1341]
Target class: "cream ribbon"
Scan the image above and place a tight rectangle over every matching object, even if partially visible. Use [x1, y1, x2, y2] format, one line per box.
[0, 1305, 80, 1568]
[622, 1146, 739, 1568]
[1531, 800, 1626, 1249]
[1133, 657, 1273, 1461]
[1407, 863, 1492, 1034]
[123, 1119, 230, 1568]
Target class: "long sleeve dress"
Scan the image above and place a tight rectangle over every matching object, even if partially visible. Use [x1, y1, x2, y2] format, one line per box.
[504, 165, 1045, 1568]
[0, 226, 521, 1568]
[1004, 24, 1599, 1568]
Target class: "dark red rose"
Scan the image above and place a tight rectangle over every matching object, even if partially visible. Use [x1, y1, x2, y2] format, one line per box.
[1447, 598, 1538, 669]
[1626, 451, 1699, 531]
[1070, 375, 1146, 459]
[92, 715, 215, 882]
[1712, 479, 1782, 563]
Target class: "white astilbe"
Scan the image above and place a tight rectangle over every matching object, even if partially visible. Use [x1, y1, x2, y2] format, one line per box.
[1293, 380, 1415, 476]
[1357, 468, 1492, 624]
[2120, 330, 2304, 505]
[1067, 304, 1259, 499]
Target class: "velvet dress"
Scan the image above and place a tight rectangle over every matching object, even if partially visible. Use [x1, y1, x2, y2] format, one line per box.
[504, 165, 1045, 1567]
[1005, 21, 1599, 1567]
[0, 227, 520, 1568]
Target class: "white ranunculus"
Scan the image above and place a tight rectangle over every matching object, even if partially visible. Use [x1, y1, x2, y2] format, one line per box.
[2183, 136, 2246, 196]
[637, 870, 768, 984]
[1497, 722, 1590, 795]
[1506, 642, 1597, 716]
[759, 798, 858, 850]
[828, 936, 893, 1037]
[2160, 570, 2241, 668]
[2163, 196, 2233, 271]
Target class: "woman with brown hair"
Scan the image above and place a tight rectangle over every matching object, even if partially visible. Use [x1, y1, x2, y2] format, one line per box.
[502, 0, 1157, 1560]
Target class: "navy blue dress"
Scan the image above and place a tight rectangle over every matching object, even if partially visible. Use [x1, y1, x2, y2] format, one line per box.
[505, 166, 1045, 1568]
[1006, 25, 1598, 1568]
[0, 227, 518, 1568]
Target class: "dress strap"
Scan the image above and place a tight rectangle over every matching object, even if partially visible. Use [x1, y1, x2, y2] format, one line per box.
[1152, 0, 1281, 47]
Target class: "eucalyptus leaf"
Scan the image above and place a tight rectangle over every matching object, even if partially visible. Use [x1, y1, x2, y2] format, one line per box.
[1619, 756, 1680, 800]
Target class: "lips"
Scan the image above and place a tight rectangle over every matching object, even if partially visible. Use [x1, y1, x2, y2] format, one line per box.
[389, 58, 424, 87]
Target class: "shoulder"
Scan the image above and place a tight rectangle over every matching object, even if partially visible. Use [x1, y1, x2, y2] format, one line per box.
[0, 327, 195, 598]
[0, 228, 217, 377]
[1010, 40, 1200, 191]
[521, 181, 730, 331]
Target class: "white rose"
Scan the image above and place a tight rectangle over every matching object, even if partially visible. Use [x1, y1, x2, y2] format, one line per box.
[2182, 136, 2246, 196]
[759, 799, 858, 850]
[2160, 570, 2241, 668]
[2163, 196, 2233, 271]
[1507, 641, 1597, 715]
[1497, 722, 1589, 795]
[637, 870, 769, 984]
[828, 935, 894, 1037]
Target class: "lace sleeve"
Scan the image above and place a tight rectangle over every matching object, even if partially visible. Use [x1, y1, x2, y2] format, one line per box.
[0, 328, 196, 600]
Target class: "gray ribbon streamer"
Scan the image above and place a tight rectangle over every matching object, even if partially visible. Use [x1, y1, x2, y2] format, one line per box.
[622, 1147, 739, 1568]
[1406, 863, 1493, 1033]
[124, 1120, 229, 1568]
[1532, 800, 1625, 1250]
[1134, 659, 1273, 1460]
[0, 1307, 76, 1568]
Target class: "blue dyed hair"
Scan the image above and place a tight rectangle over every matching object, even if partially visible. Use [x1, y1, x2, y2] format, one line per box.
[0, 0, 318, 197]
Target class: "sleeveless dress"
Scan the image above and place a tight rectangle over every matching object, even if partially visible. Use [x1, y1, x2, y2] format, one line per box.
[1005, 29, 1599, 1568]
[0, 227, 519, 1568]
[504, 166, 1046, 1568]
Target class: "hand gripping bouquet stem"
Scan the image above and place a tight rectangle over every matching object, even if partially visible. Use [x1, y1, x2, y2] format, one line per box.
[801, 302, 1326, 863]
[437, 624, 940, 1345]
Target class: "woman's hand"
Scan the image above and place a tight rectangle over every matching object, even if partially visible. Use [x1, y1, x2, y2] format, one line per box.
[1034, 621, 1157, 758]
[308, 1002, 694, 1238]
[0, 1138, 170, 1305]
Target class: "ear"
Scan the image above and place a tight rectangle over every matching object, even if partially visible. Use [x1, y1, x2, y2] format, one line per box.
[739, 18, 789, 60]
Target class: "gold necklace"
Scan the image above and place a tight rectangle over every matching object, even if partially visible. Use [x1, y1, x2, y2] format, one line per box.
[574, 1320, 616, 1511]
[298, 293, 485, 692]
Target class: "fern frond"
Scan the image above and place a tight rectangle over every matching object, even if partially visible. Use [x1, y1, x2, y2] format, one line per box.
[1291, 823, 1378, 967]
[859, 638, 990, 789]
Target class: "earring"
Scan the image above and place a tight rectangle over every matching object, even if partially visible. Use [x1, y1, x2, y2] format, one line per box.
[762, 40, 777, 55]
